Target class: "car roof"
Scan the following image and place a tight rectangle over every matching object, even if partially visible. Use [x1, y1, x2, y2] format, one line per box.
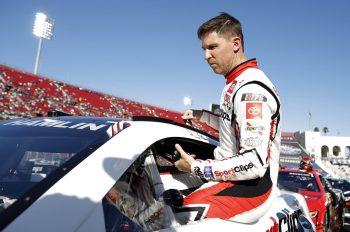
[0, 115, 218, 141]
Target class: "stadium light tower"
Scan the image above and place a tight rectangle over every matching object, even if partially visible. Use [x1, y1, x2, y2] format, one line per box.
[183, 97, 192, 109]
[33, 12, 54, 75]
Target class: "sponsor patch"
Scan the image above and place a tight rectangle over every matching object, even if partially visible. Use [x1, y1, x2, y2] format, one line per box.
[246, 102, 262, 119]
[244, 137, 263, 147]
[241, 93, 267, 102]
[245, 122, 264, 135]
[214, 163, 254, 177]
[203, 166, 214, 179]
[220, 111, 230, 121]
[194, 166, 204, 178]
[222, 81, 236, 110]
[226, 80, 237, 94]
[223, 94, 232, 110]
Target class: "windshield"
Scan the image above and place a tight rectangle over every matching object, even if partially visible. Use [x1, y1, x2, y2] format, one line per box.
[327, 179, 350, 192]
[0, 117, 115, 217]
[278, 171, 320, 192]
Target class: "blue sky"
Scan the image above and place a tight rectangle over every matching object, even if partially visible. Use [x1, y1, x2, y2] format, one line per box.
[1, 1, 350, 136]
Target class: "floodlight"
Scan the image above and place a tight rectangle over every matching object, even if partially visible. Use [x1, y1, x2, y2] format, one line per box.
[183, 97, 192, 106]
[33, 13, 54, 39]
[33, 12, 54, 74]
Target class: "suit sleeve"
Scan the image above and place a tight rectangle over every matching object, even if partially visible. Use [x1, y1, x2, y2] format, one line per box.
[191, 83, 279, 181]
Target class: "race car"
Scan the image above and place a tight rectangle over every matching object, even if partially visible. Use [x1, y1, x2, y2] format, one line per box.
[278, 159, 344, 232]
[326, 176, 350, 224]
[0, 116, 314, 231]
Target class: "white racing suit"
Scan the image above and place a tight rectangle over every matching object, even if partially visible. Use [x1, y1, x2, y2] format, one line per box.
[186, 59, 282, 223]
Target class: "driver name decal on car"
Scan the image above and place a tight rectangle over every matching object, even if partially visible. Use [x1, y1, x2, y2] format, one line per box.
[4, 119, 116, 131]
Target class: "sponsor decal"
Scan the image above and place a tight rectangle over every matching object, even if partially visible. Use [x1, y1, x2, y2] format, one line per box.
[186, 129, 209, 142]
[246, 102, 262, 119]
[108, 121, 131, 137]
[241, 93, 267, 102]
[224, 93, 230, 102]
[220, 111, 230, 121]
[226, 80, 237, 94]
[194, 166, 204, 178]
[203, 166, 214, 179]
[286, 172, 313, 177]
[223, 94, 232, 110]
[266, 208, 313, 232]
[245, 122, 265, 135]
[223, 81, 236, 110]
[238, 79, 245, 86]
[229, 153, 244, 158]
[214, 163, 254, 177]
[244, 137, 263, 147]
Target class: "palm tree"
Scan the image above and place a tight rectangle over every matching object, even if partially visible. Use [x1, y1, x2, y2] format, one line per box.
[314, 127, 320, 132]
[322, 127, 329, 135]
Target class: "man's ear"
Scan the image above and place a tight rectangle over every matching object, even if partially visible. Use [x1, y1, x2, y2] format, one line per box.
[232, 37, 241, 53]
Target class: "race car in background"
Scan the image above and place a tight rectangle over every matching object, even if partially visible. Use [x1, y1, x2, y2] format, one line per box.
[278, 161, 344, 232]
[0, 116, 314, 231]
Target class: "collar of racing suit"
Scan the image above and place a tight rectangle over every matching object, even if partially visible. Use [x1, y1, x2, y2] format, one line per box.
[225, 58, 258, 84]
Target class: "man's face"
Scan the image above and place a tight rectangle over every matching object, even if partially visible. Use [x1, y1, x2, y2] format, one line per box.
[201, 31, 236, 75]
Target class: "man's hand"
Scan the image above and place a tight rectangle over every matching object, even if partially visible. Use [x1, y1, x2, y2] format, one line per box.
[182, 110, 204, 125]
[182, 110, 194, 125]
[182, 110, 195, 120]
[174, 144, 195, 172]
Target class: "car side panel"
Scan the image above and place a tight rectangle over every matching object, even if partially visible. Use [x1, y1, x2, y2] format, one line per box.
[4, 122, 212, 232]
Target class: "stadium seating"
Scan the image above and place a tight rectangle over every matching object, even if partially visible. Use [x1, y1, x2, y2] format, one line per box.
[0, 64, 219, 138]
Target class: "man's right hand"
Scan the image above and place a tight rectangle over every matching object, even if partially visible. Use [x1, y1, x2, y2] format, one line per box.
[174, 144, 195, 173]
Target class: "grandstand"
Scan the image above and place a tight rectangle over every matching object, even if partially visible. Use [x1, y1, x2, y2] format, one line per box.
[0, 64, 218, 138]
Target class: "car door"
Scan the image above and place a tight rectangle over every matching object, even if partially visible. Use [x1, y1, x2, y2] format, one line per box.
[101, 137, 216, 231]
[151, 137, 215, 191]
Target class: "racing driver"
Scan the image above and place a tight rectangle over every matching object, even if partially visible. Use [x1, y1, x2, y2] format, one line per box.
[174, 12, 282, 223]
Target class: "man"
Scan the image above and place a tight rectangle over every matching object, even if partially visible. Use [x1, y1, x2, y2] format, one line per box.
[174, 12, 281, 223]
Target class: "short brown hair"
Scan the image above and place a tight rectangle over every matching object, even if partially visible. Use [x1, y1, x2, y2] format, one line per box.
[197, 12, 244, 49]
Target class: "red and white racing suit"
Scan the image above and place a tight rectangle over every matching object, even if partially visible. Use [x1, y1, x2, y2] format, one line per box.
[186, 59, 282, 223]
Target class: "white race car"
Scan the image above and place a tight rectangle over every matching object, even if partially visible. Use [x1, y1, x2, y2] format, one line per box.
[0, 116, 315, 231]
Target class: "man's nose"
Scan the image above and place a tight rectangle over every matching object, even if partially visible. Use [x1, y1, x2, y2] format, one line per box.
[204, 50, 211, 60]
